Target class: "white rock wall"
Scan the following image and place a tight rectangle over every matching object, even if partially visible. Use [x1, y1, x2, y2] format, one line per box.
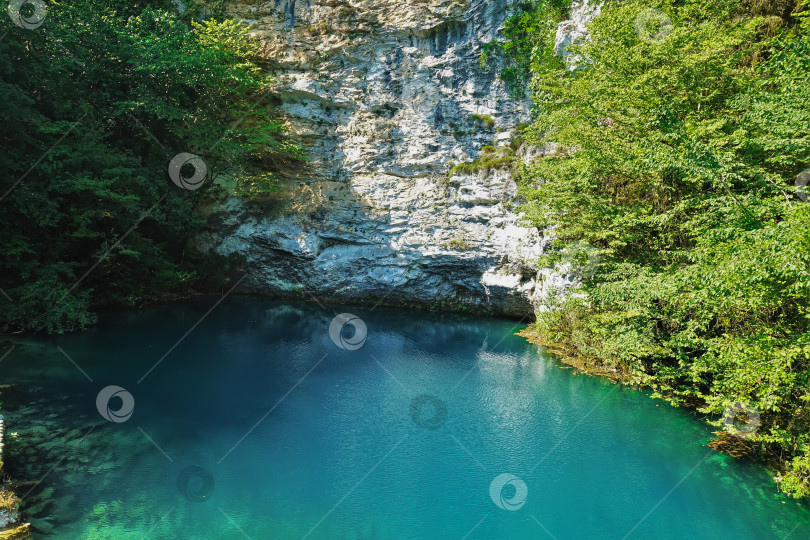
[553, 0, 602, 68]
[200, 0, 578, 316]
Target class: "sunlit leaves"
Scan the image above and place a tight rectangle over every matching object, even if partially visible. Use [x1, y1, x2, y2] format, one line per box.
[519, 0, 810, 496]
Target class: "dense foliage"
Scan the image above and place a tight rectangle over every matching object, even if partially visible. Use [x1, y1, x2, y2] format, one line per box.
[516, 0, 810, 496]
[0, 0, 301, 333]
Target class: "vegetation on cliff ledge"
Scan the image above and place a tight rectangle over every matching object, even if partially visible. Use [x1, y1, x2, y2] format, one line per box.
[503, 0, 810, 497]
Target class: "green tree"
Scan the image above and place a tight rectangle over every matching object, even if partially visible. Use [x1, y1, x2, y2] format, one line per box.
[517, 0, 810, 496]
[0, 0, 302, 333]
[480, 0, 571, 95]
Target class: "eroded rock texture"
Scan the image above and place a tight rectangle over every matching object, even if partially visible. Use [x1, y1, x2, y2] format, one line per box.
[200, 0, 572, 316]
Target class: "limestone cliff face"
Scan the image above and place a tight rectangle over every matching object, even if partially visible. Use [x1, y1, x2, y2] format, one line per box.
[554, 0, 601, 67]
[199, 0, 571, 317]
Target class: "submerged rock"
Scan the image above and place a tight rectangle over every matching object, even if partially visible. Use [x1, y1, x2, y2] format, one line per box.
[0, 493, 20, 532]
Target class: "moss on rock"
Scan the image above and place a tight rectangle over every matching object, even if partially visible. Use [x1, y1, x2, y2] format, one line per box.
[0, 523, 31, 540]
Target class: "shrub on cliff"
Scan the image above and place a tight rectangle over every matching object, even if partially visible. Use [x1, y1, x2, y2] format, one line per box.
[480, 0, 572, 95]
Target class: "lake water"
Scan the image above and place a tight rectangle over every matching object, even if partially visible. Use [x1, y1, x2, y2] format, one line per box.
[0, 297, 808, 539]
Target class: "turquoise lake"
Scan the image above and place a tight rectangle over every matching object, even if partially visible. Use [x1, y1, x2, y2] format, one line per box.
[0, 297, 808, 539]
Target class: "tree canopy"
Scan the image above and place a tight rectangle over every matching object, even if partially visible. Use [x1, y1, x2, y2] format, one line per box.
[510, 0, 810, 497]
[0, 0, 302, 333]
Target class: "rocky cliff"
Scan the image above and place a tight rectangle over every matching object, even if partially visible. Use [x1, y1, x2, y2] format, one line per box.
[554, 0, 602, 67]
[199, 0, 571, 317]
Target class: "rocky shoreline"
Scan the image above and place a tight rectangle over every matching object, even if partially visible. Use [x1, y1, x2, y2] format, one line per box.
[0, 411, 30, 540]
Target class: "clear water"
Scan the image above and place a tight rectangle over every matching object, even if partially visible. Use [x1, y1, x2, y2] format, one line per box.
[0, 297, 808, 539]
